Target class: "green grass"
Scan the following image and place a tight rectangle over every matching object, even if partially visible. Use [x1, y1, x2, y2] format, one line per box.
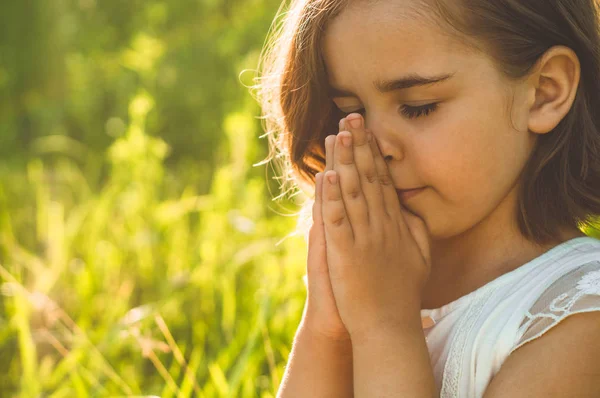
[0, 92, 309, 397]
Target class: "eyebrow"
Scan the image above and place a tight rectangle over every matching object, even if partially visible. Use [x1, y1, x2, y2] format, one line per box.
[328, 72, 456, 98]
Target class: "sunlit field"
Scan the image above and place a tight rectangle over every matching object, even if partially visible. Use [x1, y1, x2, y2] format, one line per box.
[0, 91, 311, 396]
[0, 1, 310, 396]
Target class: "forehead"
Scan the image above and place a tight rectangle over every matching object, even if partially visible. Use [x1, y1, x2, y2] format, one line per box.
[321, 1, 472, 86]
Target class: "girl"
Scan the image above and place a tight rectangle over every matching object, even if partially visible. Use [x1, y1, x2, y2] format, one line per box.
[255, 0, 600, 396]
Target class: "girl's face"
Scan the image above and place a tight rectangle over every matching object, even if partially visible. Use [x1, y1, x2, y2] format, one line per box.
[322, 2, 537, 240]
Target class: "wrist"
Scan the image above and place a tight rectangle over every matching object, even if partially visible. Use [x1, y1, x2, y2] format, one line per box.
[300, 309, 352, 343]
[297, 321, 353, 350]
[349, 311, 424, 347]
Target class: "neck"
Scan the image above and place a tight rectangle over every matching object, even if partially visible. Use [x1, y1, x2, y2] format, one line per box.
[421, 194, 586, 310]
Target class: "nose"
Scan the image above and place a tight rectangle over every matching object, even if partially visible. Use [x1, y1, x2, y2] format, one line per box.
[379, 139, 400, 162]
[365, 119, 404, 163]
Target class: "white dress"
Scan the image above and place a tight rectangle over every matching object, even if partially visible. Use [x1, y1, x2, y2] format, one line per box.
[420, 236, 600, 397]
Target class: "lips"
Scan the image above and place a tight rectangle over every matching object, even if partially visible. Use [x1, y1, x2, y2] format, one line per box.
[397, 187, 424, 192]
[396, 187, 426, 201]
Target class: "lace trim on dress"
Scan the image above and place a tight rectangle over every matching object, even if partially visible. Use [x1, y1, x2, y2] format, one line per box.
[440, 285, 499, 398]
[510, 261, 600, 355]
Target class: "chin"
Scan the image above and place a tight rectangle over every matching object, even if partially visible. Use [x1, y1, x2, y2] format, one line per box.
[419, 218, 456, 242]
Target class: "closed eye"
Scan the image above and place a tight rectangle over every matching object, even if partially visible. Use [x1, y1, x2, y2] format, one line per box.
[400, 103, 439, 119]
[340, 103, 439, 120]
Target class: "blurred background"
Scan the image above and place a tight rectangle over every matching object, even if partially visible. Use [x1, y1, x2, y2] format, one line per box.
[0, 0, 310, 396]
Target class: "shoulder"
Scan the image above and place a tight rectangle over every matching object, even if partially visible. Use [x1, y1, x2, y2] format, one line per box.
[483, 257, 600, 398]
[484, 310, 600, 397]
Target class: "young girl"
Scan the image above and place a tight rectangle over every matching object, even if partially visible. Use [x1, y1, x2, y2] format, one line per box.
[255, 0, 600, 396]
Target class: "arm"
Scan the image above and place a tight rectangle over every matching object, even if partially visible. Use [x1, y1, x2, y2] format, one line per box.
[484, 311, 600, 397]
[352, 310, 436, 398]
[277, 321, 354, 397]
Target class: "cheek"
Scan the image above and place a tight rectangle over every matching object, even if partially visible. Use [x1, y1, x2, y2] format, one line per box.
[416, 130, 512, 239]
[421, 117, 519, 204]
[414, 92, 529, 237]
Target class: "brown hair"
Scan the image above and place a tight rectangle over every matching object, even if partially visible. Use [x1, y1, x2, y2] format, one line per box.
[252, 0, 600, 245]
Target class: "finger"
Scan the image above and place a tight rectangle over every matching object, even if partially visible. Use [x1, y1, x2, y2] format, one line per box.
[367, 129, 401, 219]
[334, 131, 369, 230]
[312, 172, 324, 226]
[325, 135, 336, 172]
[307, 172, 328, 290]
[345, 114, 385, 222]
[401, 208, 432, 268]
[322, 170, 354, 245]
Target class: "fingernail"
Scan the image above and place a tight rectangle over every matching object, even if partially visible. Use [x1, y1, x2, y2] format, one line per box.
[347, 115, 362, 128]
[327, 172, 337, 184]
[339, 119, 346, 130]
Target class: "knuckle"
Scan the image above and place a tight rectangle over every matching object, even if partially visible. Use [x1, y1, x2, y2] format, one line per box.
[326, 208, 347, 227]
[354, 136, 369, 147]
[331, 216, 346, 227]
[365, 170, 378, 184]
[345, 187, 362, 200]
[340, 157, 354, 165]
[378, 173, 394, 186]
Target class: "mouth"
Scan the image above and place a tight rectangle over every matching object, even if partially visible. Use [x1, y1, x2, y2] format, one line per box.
[396, 187, 426, 201]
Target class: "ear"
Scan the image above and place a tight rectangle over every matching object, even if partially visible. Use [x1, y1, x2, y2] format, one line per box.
[526, 45, 581, 135]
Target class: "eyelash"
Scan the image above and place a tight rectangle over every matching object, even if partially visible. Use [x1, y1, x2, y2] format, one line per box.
[342, 103, 439, 119]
